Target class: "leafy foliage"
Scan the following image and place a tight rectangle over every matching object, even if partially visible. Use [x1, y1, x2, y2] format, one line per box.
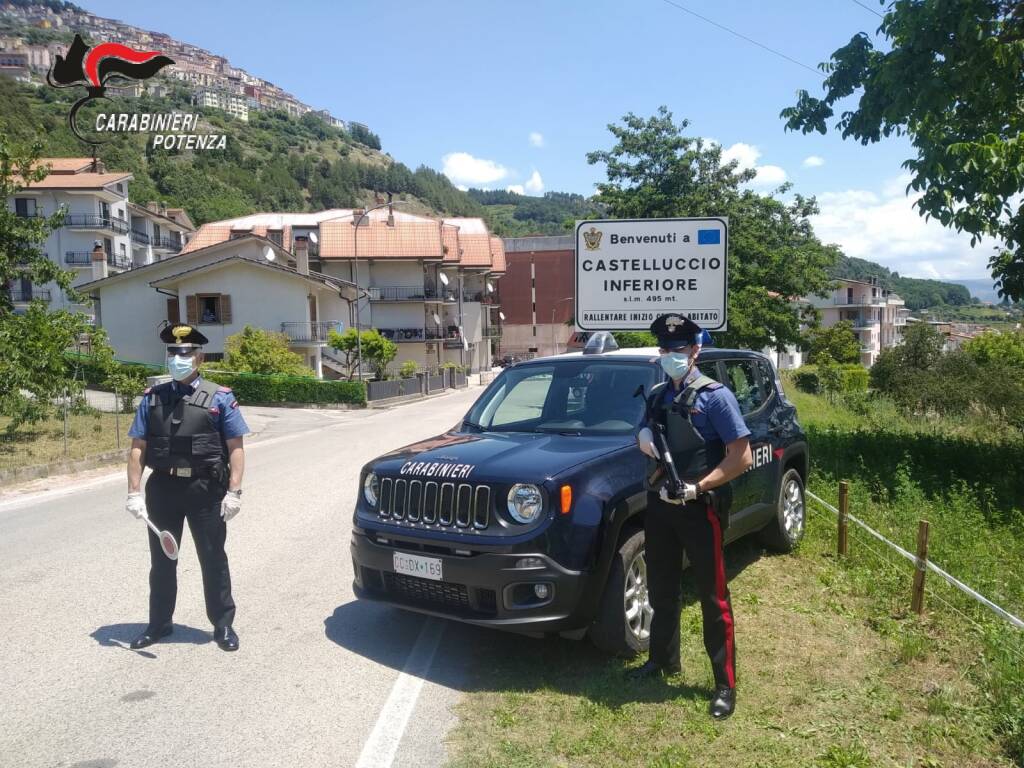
[962, 329, 1024, 369]
[805, 320, 862, 364]
[203, 370, 365, 405]
[399, 359, 419, 378]
[781, 0, 1024, 301]
[587, 107, 837, 352]
[467, 189, 604, 236]
[328, 327, 398, 380]
[220, 325, 314, 376]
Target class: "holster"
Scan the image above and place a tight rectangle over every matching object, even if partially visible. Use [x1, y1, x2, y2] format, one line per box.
[703, 488, 730, 532]
[208, 462, 230, 492]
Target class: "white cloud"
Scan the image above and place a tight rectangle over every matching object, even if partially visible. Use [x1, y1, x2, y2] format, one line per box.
[524, 169, 544, 195]
[803, 155, 825, 168]
[721, 142, 787, 188]
[506, 184, 525, 195]
[441, 152, 508, 186]
[811, 175, 999, 280]
[455, 184, 469, 192]
[529, 131, 544, 148]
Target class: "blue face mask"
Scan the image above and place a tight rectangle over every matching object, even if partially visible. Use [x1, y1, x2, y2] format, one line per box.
[659, 351, 691, 379]
[167, 355, 196, 381]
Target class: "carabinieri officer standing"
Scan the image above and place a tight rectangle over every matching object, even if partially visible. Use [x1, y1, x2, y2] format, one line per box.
[630, 313, 752, 720]
[125, 324, 248, 651]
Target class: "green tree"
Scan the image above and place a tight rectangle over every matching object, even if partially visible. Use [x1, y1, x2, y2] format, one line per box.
[612, 331, 657, 348]
[328, 327, 398, 380]
[805, 320, 862, 364]
[220, 325, 314, 376]
[587, 108, 836, 352]
[962, 329, 1024, 369]
[781, 0, 1024, 302]
[816, 353, 843, 403]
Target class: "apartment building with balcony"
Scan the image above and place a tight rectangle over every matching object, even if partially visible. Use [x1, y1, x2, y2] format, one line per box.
[802, 277, 907, 366]
[127, 202, 195, 266]
[181, 208, 506, 376]
[7, 157, 133, 321]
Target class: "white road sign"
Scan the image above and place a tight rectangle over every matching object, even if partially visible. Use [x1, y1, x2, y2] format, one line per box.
[574, 217, 728, 331]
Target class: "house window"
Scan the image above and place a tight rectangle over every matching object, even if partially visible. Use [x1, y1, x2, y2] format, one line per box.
[268, 229, 283, 246]
[14, 198, 36, 217]
[119, 243, 126, 257]
[187, 293, 233, 325]
[153, 223, 161, 242]
[100, 201, 110, 221]
[229, 230, 246, 240]
[204, 352, 224, 363]
[116, 183, 124, 194]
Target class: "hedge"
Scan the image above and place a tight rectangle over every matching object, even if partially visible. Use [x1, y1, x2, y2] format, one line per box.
[64, 353, 163, 390]
[203, 370, 366, 406]
[793, 364, 868, 394]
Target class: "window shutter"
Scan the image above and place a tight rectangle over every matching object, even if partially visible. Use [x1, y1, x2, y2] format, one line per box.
[166, 297, 179, 323]
[220, 294, 232, 323]
[186, 294, 198, 325]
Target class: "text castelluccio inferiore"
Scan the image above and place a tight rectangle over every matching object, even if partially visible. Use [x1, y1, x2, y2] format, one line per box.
[94, 112, 227, 150]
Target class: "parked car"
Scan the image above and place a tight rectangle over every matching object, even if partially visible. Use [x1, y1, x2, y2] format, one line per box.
[350, 338, 808, 655]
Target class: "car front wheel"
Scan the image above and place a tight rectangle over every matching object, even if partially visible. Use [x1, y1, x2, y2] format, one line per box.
[758, 467, 805, 553]
[589, 528, 651, 657]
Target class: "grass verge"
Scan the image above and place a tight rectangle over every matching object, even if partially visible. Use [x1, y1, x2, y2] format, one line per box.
[0, 412, 130, 471]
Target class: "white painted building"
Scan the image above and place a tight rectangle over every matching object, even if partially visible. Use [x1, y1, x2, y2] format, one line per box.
[193, 88, 249, 121]
[127, 202, 195, 267]
[7, 157, 133, 322]
[79, 235, 357, 377]
[802, 277, 907, 367]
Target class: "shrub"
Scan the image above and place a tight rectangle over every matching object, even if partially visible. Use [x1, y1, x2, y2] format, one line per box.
[399, 360, 419, 378]
[793, 366, 821, 394]
[203, 370, 366, 405]
[222, 325, 314, 377]
[794, 363, 867, 395]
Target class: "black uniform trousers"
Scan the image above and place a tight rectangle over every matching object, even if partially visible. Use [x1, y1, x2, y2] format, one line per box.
[144, 471, 235, 631]
[645, 491, 737, 689]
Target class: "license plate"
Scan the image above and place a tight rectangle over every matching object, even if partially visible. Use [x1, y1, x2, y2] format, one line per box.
[393, 552, 443, 581]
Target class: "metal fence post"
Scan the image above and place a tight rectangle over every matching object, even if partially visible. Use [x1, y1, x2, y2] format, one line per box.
[912, 519, 930, 615]
[62, 387, 69, 458]
[838, 480, 849, 556]
[114, 387, 121, 450]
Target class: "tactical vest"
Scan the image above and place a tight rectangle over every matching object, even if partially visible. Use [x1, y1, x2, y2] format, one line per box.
[144, 379, 229, 472]
[646, 375, 725, 483]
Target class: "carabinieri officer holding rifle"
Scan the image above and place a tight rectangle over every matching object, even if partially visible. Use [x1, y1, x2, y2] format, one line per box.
[630, 313, 752, 720]
[125, 324, 248, 652]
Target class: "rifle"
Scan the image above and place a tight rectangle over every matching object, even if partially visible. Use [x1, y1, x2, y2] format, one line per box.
[634, 384, 686, 501]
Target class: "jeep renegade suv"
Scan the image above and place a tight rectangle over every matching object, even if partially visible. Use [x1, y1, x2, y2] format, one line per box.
[350, 344, 808, 656]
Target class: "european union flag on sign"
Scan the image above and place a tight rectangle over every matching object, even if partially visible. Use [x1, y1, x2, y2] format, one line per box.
[697, 229, 721, 245]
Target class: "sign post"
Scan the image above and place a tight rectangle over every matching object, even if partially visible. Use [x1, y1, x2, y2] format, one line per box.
[574, 217, 728, 331]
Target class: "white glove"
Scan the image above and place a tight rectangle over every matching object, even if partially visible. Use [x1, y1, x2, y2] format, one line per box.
[126, 491, 146, 520]
[659, 483, 699, 505]
[636, 427, 660, 459]
[221, 491, 242, 522]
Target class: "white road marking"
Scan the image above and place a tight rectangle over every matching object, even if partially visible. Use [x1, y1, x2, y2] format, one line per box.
[354, 618, 445, 768]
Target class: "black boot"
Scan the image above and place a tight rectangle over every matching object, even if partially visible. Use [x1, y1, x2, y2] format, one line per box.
[129, 623, 172, 650]
[627, 659, 682, 680]
[709, 686, 736, 719]
[214, 626, 239, 652]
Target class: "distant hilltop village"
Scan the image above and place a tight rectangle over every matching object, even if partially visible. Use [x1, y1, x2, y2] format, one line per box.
[0, 1, 357, 130]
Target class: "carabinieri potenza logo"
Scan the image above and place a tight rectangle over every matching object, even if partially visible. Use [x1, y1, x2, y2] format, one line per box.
[47, 34, 228, 151]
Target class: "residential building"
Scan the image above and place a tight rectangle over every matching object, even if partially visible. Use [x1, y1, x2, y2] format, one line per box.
[127, 201, 195, 267]
[7, 157, 133, 321]
[79, 235, 357, 377]
[802, 277, 906, 367]
[0, 49, 30, 81]
[193, 88, 249, 121]
[500, 235, 576, 357]
[182, 209, 506, 375]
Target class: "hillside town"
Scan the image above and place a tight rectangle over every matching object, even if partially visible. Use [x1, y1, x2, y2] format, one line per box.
[0, 2, 350, 126]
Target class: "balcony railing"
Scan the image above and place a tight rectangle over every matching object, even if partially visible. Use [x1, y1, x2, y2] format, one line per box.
[153, 236, 182, 252]
[848, 315, 880, 329]
[130, 229, 150, 245]
[281, 321, 342, 343]
[835, 295, 886, 306]
[107, 254, 133, 270]
[65, 251, 94, 265]
[9, 288, 52, 302]
[368, 285, 436, 301]
[379, 327, 427, 342]
[64, 214, 129, 234]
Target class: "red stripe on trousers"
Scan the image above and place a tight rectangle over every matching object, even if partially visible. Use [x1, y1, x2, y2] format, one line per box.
[706, 504, 735, 688]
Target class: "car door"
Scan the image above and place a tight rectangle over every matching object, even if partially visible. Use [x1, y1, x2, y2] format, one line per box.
[719, 357, 775, 535]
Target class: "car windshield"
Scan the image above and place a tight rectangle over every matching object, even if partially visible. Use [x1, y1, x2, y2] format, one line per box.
[464, 360, 658, 435]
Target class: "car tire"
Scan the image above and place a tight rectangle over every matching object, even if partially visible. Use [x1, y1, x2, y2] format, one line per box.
[589, 527, 650, 657]
[758, 468, 805, 553]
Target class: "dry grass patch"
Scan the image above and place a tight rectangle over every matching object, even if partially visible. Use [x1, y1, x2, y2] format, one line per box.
[0, 413, 129, 472]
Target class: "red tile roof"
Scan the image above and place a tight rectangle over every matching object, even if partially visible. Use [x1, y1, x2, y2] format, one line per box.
[319, 218, 443, 259]
[457, 233, 493, 267]
[441, 224, 461, 263]
[181, 225, 232, 254]
[489, 236, 506, 274]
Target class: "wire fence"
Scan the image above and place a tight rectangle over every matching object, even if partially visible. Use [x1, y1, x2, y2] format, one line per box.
[806, 487, 1024, 634]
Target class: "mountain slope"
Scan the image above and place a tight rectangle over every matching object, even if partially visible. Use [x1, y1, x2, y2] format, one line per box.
[830, 254, 972, 311]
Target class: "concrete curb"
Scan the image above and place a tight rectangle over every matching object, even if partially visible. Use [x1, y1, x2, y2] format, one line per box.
[367, 386, 473, 409]
[0, 448, 128, 487]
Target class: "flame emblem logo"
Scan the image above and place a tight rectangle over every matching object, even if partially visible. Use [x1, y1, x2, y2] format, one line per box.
[47, 34, 174, 145]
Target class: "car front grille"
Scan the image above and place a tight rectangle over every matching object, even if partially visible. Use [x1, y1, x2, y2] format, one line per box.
[378, 478, 491, 531]
[361, 566, 497, 617]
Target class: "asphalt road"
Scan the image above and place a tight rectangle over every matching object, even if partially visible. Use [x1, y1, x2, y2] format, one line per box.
[0, 387, 488, 768]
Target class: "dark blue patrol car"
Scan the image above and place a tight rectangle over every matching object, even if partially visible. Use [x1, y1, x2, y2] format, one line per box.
[351, 337, 808, 655]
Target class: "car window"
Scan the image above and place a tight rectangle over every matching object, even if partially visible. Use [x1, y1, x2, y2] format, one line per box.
[490, 371, 552, 426]
[755, 360, 777, 404]
[698, 361, 721, 382]
[722, 359, 764, 416]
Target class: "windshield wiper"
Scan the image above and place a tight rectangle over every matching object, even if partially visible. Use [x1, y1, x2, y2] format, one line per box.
[533, 426, 583, 436]
[461, 419, 486, 431]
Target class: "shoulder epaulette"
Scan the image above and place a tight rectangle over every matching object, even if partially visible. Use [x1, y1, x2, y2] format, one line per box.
[217, 386, 232, 393]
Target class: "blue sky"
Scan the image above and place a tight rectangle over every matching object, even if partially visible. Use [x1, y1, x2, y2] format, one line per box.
[83, 0, 997, 282]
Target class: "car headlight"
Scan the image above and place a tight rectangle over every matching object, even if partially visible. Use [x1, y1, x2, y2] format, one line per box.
[507, 483, 543, 524]
[363, 472, 380, 508]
